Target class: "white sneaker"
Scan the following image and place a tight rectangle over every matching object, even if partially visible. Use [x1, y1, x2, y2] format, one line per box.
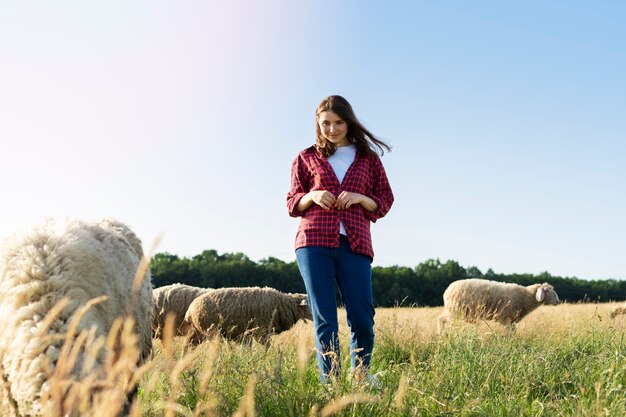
[365, 372, 382, 391]
[352, 369, 382, 391]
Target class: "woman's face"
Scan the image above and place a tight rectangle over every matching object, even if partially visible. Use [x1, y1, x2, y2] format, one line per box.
[318, 111, 349, 147]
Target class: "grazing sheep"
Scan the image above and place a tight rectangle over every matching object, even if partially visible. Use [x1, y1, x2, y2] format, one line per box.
[152, 283, 212, 339]
[183, 286, 312, 345]
[438, 278, 560, 333]
[610, 302, 626, 318]
[0, 218, 153, 416]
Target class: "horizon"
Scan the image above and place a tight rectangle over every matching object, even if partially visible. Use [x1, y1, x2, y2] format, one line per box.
[151, 246, 620, 282]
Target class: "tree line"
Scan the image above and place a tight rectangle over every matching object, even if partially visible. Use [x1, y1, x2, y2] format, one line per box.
[150, 250, 626, 307]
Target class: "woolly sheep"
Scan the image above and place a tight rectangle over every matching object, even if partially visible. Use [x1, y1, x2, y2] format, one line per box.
[610, 302, 626, 318]
[183, 286, 312, 345]
[438, 278, 560, 333]
[0, 218, 153, 416]
[152, 283, 212, 339]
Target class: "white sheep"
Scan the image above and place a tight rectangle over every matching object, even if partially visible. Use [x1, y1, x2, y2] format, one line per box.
[0, 217, 153, 416]
[437, 278, 560, 333]
[183, 286, 312, 346]
[152, 283, 212, 339]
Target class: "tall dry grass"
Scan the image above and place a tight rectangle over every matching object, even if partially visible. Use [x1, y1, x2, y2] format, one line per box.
[3, 300, 626, 416]
[139, 301, 626, 416]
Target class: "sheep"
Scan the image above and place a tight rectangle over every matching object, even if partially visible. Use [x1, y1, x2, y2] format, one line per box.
[437, 278, 560, 333]
[152, 283, 212, 339]
[610, 302, 626, 318]
[0, 217, 153, 416]
[183, 286, 312, 346]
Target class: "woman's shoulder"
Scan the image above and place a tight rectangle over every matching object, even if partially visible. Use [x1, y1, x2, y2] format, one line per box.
[301, 145, 317, 154]
[294, 145, 319, 159]
[291, 146, 320, 168]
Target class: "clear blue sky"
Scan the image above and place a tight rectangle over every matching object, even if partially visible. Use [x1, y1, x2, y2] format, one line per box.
[1, 1, 624, 280]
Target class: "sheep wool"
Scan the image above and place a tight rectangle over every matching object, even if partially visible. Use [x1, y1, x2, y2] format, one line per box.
[184, 286, 312, 345]
[0, 218, 153, 416]
[610, 302, 626, 318]
[152, 283, 212, 339]
[438, 278, 559, 332]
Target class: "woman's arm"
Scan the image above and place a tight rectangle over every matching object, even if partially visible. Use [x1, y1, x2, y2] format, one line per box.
[363, 156, 394, 222]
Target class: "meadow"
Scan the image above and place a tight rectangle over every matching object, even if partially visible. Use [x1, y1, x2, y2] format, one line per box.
[130, 301, 626, 417]
[9, 301, 625, 416]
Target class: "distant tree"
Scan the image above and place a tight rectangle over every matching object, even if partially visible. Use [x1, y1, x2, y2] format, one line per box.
[257, 257, 305, 293]
[412, 259, 467, 306]
[466, 266, 483, 278]
[149, 251, 626, 306]
[372, 265, 416, 306]
[151, 253, 194, 287]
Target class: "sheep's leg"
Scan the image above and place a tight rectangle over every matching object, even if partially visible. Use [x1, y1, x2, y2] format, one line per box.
[183, 331, 201, 347]
[183, 322, 214, 347]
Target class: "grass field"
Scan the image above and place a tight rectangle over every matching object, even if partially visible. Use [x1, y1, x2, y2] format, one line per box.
[131, 301, 626, 417]
[7, 301, 626, 416]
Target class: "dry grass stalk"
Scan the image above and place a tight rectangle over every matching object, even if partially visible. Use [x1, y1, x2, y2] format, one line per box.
[38, 287, 157, 416]
[161, 348, 204, 417]
[297, 335, 311, 377]
[43, 296, 109, 416]
[232, 373, 258, 417]
[319, 394, 373, 417]
[34, 297, 71, 339]
[160, 314, 177, 358]
[393, 374, 407, 408]
[199, 337, 220, 397]
[192, 397, 219, 417]
[152, 401, 194, 417]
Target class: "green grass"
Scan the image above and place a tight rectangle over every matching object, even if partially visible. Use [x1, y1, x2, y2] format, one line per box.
[134, 303, 626, 417]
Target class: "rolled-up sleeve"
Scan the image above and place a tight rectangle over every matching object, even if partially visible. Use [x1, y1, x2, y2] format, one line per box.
[287, 155, 308, 217]
[363, 156, 394, 223]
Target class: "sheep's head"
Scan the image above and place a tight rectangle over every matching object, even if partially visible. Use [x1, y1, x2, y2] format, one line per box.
[292, 293, 313, 322]
[535, 283, 560, 305]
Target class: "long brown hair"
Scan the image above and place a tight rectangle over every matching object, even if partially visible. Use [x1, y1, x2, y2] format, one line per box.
[315, 95, 391, 158]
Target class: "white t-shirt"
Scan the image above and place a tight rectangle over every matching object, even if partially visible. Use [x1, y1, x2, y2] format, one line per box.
[327, 144, 356, 236]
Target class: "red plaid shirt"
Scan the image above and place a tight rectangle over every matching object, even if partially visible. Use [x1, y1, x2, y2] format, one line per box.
[287, 146, 394, 260]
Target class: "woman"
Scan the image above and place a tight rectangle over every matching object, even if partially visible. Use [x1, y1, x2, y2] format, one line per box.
[287, 95, 394, 384]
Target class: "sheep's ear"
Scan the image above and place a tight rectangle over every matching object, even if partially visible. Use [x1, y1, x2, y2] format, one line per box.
[536, 287, 545, 302]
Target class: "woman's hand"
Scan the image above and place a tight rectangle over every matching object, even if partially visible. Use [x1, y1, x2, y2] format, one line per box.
[311, 190, 337, 210]
[298, 190, 337, 211]
[298, 190, 378, 212]
[336, 191, 378, 212]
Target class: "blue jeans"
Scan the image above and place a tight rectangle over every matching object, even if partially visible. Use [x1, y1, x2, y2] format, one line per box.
[296, 236, 375, 381]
